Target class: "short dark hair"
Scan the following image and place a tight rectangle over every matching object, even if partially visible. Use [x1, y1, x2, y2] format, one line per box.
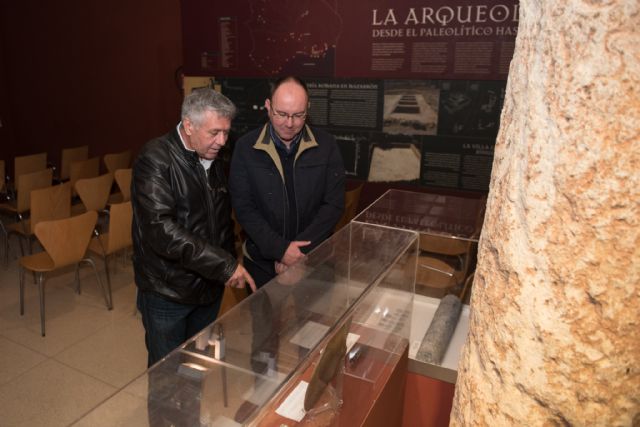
[269, 76, 308, 100]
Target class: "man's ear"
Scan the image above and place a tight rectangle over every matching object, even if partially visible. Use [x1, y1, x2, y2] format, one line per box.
[264, 98, 272, 114]
[183, 118, 193, 136]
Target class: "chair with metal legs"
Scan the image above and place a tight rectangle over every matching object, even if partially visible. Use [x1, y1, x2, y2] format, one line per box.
[6, 182, 71, 257]
[18, 210, 112, 336]
[0, 168, 54, 259]
[87, 201, 132, 307]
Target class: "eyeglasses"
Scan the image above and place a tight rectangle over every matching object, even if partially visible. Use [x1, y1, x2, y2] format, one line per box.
[271, 107, 307, 122]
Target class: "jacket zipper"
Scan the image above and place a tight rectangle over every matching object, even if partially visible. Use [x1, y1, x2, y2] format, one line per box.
[200, 162, 216, 237]
[281, 166, 288, 239]
[292, 156, 299, 236]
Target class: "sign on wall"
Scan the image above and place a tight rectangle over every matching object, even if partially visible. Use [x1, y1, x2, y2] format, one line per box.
[181, 0, 517, 192]
[182, 0, 518, 80]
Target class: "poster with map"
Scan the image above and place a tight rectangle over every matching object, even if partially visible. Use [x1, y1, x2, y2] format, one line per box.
[182, 0, 518, 80]
[182, 0, 341, 77]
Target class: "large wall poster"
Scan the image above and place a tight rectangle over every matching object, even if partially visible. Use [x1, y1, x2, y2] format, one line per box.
[183, 0, 518, 192]
[182, 0, 518, 80]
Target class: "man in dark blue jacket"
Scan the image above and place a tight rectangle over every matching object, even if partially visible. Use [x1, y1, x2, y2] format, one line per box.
[229, 76, 345, 288]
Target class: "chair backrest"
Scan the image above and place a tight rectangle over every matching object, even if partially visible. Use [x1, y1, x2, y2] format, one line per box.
[69, 156, 100, 191]
[29, 183, 72, 234]
[60, 146, 89, 181]
[104, 150, 132, 173]
[105, 201, 133, 253]
[16, 168, 53, 213]
[75, 172, 114, 211]
[114, 168, 132, 202]
[15, 152, 47, 188]
[334, 183, 364, 232]
[34, 210, 98, 268]
[419, 233, 470, 256]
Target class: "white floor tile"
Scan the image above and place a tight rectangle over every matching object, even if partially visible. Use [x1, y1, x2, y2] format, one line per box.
[0, 359, 117, 427]
[55, 314, 148, 388]
[0, 335, 46, 386]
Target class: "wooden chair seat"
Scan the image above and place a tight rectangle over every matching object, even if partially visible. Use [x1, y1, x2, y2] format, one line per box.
[18, 251, 55, 272]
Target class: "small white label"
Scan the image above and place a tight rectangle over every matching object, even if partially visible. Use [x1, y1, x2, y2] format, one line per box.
[275, 381, 308, 422]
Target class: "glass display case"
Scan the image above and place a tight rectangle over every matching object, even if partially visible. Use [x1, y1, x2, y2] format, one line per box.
[353, 189, 486, 383]
[74, 222, 418, 426]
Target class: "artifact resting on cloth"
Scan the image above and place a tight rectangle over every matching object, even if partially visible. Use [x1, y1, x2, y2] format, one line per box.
[304, 317, 352, 411]
[417, 294, 462, 364]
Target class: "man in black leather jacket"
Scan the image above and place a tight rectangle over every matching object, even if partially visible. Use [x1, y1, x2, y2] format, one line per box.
[132, 88, 255, 367]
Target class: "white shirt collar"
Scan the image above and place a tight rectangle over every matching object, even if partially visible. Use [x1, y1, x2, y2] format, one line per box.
[177, 121, 213, 171]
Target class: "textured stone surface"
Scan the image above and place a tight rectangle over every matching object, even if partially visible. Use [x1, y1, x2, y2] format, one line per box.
[451, 1, 639, 426]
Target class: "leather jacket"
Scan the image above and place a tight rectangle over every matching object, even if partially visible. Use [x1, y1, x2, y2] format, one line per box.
[131, 126, 237, 304]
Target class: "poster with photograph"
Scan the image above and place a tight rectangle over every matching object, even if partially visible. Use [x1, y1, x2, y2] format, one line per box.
[383, 80, 440, 135]
[437, 80, 506, 137]
[366, 133, 422, 183]
[333, 131, 372, 180]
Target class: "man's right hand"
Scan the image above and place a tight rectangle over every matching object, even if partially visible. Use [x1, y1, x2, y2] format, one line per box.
[225, 264, 256, 292]
[281, 240, 311, 266]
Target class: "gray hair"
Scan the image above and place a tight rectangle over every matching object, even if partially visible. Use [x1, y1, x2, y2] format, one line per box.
[181, 88, 237, 127]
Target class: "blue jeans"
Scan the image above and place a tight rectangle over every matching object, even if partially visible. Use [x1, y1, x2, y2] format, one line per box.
[137, 290, 222, 367]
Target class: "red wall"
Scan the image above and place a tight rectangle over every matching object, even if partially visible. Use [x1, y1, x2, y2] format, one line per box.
[0, 1, 183, 178]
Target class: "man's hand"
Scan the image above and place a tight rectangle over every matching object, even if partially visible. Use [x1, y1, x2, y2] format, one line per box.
[275, 261, 288, 275]
[225, 264, 256, 292]
[275, 263, 306, 286]
[281, 241, 311, 266]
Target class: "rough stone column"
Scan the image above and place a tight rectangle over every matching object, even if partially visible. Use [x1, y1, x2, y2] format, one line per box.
[451, 1, 639, 426]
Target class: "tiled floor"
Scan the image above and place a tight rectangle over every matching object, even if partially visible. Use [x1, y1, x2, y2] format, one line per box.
[0, 236, 148, 427]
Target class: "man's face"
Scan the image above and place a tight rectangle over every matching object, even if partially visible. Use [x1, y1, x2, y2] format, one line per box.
[265, 81, 308, 143]
[183, 110, 231, 160]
